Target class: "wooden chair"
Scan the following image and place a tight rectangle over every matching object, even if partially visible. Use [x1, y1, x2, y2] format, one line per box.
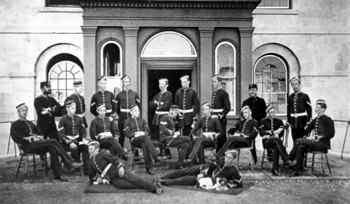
[235, 140, 255, 171]
[304, 149, 332, 177]
[130, 146, 144, 170]
[15, 144, 48, 178]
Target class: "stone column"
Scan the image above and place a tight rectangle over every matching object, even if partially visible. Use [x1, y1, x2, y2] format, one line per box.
[123, 27, 139, 91]
[81, 26, 97, 127]
[239, 27, 254, 105]
[199, 28, 214, 104]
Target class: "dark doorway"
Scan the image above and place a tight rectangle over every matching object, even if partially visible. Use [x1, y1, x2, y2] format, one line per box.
[148, 70, 192, 139]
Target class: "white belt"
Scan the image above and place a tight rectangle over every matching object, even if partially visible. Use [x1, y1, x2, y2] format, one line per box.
[106, 109, 112, 113]
[155, 111, 169, 115]
[179, 109, 193, 114]
[66, 135, 79, 140]
[120, 109, 130, 113]
[291, 112, 307, 117]
[212, 109, 223, 113]
[101, 163, 112, 178]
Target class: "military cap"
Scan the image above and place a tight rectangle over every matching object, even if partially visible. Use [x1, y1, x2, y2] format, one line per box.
[180, 75, 190, 81]
[158, 78, 168, 83]
[211, 75, 222, 81]
[170, 104, 179, 110]
[16, 103, 28, 111]
[96, 103, 106, 112]
[201, 102, 210, 109]
[40, 81, 50, 88]
[65, 100, 76, 108]
[88, 140, 100, 147]
[121, 75, 130, 83]
[241, 105, 250, 112]
[130, 104, 139, 112]
[97, 76, 107, 83]
[73, 81, 83, 86]
[289, 77, 300, 84]
[265, 104, 275, 113]
[249, 84, 257, 89]
[316, 99, 326, 105]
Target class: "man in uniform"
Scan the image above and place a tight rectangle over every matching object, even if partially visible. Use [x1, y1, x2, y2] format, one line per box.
[211, 75, 230, 151]
[90, 104, 128, 160]
[124, 105, 166, 175]
[159, 105, 191, 169]
[63, 81, 88, 128]
[287, 77, 312, 145]
[174, 75, 200, 136]
[88, 140, 163, 194]
[149, 78, 173, 157]
[90, 76, 116, 121]
[158, 151, 242, 189]
[215, 106, 259, 164]
[11, 103, 83, 181]
[34, 81, 62, 140]
[288, 99, 335, 176]
[186, 102, 223, 164]
[259, 105, 295, 176]
[115, 75, 140, 147]
[58, 100, 89, 175]
[242, 84, 266, 125]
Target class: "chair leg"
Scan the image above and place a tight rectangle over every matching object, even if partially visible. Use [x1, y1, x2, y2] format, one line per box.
[24, 156, 29, 178]
[16, 155, 24, 178]
[43, 154, 48, 176]
[260, 148, 266, 168]
[311, 153, 315, 172]
[304, 153, 308, 167]
[249, 151, 254, 171]
[325, 154, 332, 175]
[33, 155, 36, 175]
[237, 150, 240, 166]
[321, 154, 325, 177]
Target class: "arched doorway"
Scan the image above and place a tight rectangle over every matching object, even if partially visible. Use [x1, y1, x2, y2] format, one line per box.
[140, 31, 198, 139]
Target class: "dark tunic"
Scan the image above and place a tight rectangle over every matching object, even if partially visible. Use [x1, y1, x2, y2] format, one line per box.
[174, 87, 200, 126]
[259, 117, 285, 138]
[10, 119, 41, 152]
[58, 114, 86, 145]
[228, 118, 259, 145]
[63, 93, 88, 127]
[207, 156, 242, 184]
[90, 116, 115, 141]
[287, 92, 312, 129]
[90, 91, 116, 117]
[149, 91, 173, 125]
[304, 114, 335, 149]
[242, 97, 266, 125]
[192, 116, 223, 138]
[123, 117, 151, 140]
[34, 94, 62, 131]
[89, 150, 123, 181]
[211, 89, 230, 123]
[159, 114, 183, 143]
[115, 89, 140, 124]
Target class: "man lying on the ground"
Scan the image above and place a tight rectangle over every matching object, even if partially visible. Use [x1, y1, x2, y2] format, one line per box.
[157, 151, 242, 189]
[88, 140, 163, 195]
[10, 103, 83, 181]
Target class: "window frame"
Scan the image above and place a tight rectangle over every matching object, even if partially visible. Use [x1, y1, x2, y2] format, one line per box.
[253, 54, 288, 116]
[257, 0, 291, 9]
[100, 41, 123, 78]
[215, 41, 237, 116]
[46, 0, 80, 7]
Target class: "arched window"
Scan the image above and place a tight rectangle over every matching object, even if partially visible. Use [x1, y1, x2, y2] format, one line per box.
[48, 56, 83, 105]
[141, 31, 197, 57]
[254, 55, 288, 115]
[101, 42, 122, 77]
[215, 42, 236, 115]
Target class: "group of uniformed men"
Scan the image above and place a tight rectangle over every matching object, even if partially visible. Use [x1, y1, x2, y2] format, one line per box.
[10, 73, 335, 194]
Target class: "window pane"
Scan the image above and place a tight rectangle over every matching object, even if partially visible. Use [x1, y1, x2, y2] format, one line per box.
[103, 43, 121, 77]
[258, 0, 289, 8]
[47, 0, 79, 6]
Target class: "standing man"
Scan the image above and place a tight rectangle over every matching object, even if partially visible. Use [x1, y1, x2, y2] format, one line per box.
[115, 75, 140, 147]
[288, 99, 334, 176]
[90, 76, 116, 121]
[58, 100, 90, 175]
[11, 103, 83, 181]
[63, 81, 88, 128]
[242, 84, 266, 125]
[149, 78, 173, 156]
[174, 75, 200, 136]
[211, 75, 230, 151]
[34, 81, 62, 140]
[287, 77, 312, 145]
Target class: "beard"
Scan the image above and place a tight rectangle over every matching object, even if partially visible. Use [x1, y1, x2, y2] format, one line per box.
[44, 89, 51, 95]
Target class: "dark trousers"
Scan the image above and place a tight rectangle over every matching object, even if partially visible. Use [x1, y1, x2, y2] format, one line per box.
[188, 137, 216, 164]
[161, 136, 190, 164]
[63, 143, 90, 173]
[131, 136, 159, 168]
[263, 138, 289, 170]
[291, 128, 305, 145]
[182, 125, 192, 137]
[41, 126, 59, 140]
[24, 139, 75, 178]
[118, 122, 125, 147]
[216, 120, 227, 151]
[154, 125, 171, 156]
[160, 164, 209, 185]
[216, 136, 250, 157]
[289, 138, 328, 172]
[112, 170, 157, 192]
[99, 137, 126, 158]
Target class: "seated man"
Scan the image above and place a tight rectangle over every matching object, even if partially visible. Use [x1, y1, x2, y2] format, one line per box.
[10, 103, 82, 181]
[58, 100, 89, 175]
[215, 106, 259, 164]
[187, 102, 223, 164]
[288, 99, 335, 176]
[158, 151, 242, 189]
[260, 105, 295, 176]
[90, 104, 128, 160]
[123, 104, 166, 175]
[88, 141, 163, 195]
[159, 105, 191, 169]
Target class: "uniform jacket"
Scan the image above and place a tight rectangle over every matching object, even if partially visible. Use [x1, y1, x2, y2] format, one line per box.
[304, 114, 335, 149]
[115, 89, 140, 124]
[207, 156, 242, 182]
[159, 114, 183, 142]
[228, 118, 259, 145]
[174, 87, 200, 125]
[211, 88, 230, 123]
[89, 150, 123, 181]
[34, 94, 62, 131]
[123, 117, 150, 140]
[242, 97, 266, 125]
[90, 116, 115, 141]
[149, 91, 173, 125]
[287, 92, 312, 129]
[90, 91, 116, 117]
[58, 114, 86, 145]
[63, 93, 88, 127]
[10, 119, 42, 153]
[259, 117, 285, 138]
[192, 115, 223, 139]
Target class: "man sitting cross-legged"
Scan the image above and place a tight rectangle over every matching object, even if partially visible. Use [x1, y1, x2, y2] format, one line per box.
[88, 140, 163, 195]
[158, 151, 242, 189]
[10, 103, 83, 181]
[123, 104, 166, 175]
[159, 104, 191, 169]
[90, 104, 128, 160]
